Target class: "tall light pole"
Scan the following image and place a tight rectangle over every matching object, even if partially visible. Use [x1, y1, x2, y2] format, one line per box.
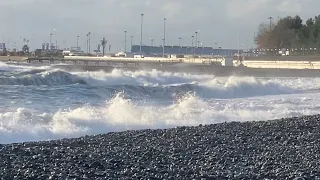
[268, 17, 273, 31]
[49, 33, 53, 50]
[89, 33, 93, 53]
[178, 37, 182, 53]
[86, 33, 89, 53]
[238, 31, 240, 61]
[77, 36, 79, 50]
[150, 38, 154, 46]
[163, 18, 166, 57]
[89, 32, 91, 53]
[130, 36, 133, 52]
[191, 35, 194, 55]
[195, 31, 198, 48]
[140, 13, 144, 54]
[268, 17, 273, 55]
[124, 30, 127, 52]
[162, 38, 165, 55]
[86, 32, 92, 53]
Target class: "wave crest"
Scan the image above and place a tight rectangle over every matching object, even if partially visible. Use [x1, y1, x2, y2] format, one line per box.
[0, 70, 86, 86]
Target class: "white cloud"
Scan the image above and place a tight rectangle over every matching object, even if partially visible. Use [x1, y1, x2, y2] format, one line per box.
[226, 0, 271, 19]
[276, 0, 302, 13]
[0, 0, 319, 50]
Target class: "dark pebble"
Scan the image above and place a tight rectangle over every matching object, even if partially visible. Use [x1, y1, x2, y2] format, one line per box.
[1, 115, 320, 179]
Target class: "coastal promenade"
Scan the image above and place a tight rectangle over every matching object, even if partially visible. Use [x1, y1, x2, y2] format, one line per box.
[23, 56, 226, 67]
[0, 56, 27, 62]
[240, 56, 320, 69]
[4, 55, 320, 70]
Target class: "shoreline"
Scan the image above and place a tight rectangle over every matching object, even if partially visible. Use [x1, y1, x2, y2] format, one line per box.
[6, 61, 320, 77]
[3, 56, 320, 77]
[1, 115, 320, 179]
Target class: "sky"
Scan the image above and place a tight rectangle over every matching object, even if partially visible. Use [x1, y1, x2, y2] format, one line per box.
[0, 0, 319, 52]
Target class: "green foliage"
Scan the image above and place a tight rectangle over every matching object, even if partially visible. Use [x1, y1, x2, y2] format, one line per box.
[256, 15, 320, 50]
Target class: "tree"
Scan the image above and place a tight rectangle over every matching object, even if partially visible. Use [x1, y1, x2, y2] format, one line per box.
[255, 14, 320, 54]
[101, 38, 107, 56]
[255, 23, 270, 48]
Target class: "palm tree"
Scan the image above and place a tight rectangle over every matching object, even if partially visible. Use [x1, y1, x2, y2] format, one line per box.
[101, 38, 107, 56]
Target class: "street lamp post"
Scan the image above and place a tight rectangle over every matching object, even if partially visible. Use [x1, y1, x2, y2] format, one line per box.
[178, 37, 182, 53]
[268, 17, 273, 55]
[191, 35, 194, 55]
[268, 17, 273, 31]
[162, 38, 165, 55]
[163, 18, 166, 57]
[124, 31, 127, 52]
[150, 38, 154, 46]
[130, 36, 133, 52]
[238, 31, 240, 61]
[86, 33, 89, 53]
[89, 33, 93, 53]
[49, 33, 53, 50]
[195, 31, 198, 48]
[140, 13, 144, 54]
[86, 32, 92, 53]
[77, 36, 79, 50]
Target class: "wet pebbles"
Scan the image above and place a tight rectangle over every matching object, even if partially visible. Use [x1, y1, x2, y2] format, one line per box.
[2, 115, 320, 179]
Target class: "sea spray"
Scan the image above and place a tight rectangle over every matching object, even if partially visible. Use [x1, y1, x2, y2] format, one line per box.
[1, 65, 320, 143]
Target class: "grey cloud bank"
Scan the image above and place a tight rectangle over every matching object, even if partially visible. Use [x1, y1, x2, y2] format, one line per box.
[0, 0, 318, 51]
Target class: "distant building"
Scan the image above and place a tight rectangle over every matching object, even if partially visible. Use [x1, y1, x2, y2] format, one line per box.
[130, 45, 241, 57]
[0, 43, 6, 53]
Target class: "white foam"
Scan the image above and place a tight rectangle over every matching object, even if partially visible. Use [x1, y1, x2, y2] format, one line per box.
[70, 69, 304, 98]
[2, 66, 320, 143]
[1, 92, 320, 144]
[0, 62, 52, 73]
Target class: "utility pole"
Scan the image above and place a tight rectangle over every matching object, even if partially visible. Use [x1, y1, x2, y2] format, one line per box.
[163, 18, 166, 57]
[140, 13, 144, 54]
[124, 30, 127, 52]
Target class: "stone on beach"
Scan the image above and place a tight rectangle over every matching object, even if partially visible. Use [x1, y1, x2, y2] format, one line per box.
[1, 115, 320, 179]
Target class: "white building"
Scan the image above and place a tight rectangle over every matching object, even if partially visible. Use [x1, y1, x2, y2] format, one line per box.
[0, 43, 6, 53]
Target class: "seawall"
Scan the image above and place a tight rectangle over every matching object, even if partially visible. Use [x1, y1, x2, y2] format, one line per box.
[241, 56, 320, 69]
[0, 56, 27, 62]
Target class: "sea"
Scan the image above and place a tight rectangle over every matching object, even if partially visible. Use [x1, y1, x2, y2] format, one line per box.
[1, 61, 320, 144]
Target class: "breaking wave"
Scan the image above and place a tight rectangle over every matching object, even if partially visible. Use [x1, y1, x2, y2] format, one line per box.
[2, 65, 320, 143]
[0, 68, 303, 99]
[0, 70, 87, 86]
[1, 92, 319, 143]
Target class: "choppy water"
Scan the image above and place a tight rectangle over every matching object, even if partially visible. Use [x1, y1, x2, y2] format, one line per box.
[1, 62, 320, 144]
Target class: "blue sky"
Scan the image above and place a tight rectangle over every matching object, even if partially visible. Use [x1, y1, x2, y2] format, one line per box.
[0, 0, 318, 51]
